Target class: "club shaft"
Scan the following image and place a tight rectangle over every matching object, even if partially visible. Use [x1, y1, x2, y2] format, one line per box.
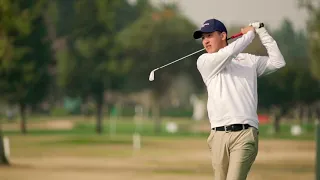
[157, 48, 205, 70]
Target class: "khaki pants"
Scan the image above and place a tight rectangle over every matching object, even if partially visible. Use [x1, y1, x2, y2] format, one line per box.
[207, 127, 259, 180]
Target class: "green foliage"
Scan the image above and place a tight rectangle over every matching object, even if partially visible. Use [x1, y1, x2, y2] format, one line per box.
[272, 19, 308, 69]
[117, 4, 202, 94]
[299, 0, 320, 80]
[0, 0, 52, 106]
[258, 66, 320, 109]
[55, 0, 142, 97]
[52, 0, 150, 133]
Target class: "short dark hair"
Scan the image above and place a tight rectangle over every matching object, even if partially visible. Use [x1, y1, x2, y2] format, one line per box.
[216, 31, 228, 45]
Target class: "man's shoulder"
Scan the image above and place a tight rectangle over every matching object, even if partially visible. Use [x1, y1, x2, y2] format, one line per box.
[197, 52, 218, 61]
[197, 52, 213, 58]
[196, 53, 205, 68]
[197, 53, 207, 59]
[196, 53, 211, 64]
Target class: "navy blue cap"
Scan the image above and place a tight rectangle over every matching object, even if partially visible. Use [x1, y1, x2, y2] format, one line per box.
[193, 19, 227, 39]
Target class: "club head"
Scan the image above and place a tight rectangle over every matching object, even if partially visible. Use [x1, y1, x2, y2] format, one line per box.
[149, 70, 156, 81]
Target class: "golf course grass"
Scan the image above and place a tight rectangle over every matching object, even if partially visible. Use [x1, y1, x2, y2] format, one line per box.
[0, 116, 316, 180]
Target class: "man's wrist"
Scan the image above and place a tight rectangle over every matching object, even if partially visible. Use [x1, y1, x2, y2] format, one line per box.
[255, 27, 267, 35]
[255, 27, 273, 43]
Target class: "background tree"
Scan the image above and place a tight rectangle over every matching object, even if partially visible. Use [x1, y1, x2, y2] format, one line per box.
[0, 0, 52, 134]
[118, 3, 201, 133]
[299, 0, 320, 80]
[53, 0, 144, 134]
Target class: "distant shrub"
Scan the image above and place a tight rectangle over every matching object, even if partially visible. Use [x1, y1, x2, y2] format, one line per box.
[50, 107, 70, 116]
[118, 106, 193, 118]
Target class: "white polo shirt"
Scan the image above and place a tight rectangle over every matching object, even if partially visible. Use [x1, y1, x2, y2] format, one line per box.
[196, 29, 286, 129]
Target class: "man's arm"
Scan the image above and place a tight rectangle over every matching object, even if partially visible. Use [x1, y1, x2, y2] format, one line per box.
[197, 30, 255, 84]
[250, 23, 286, 77]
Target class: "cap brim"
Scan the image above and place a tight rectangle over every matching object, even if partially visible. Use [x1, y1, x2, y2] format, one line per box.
[193, 30, 203, 39]
[193, 29, 218, 39]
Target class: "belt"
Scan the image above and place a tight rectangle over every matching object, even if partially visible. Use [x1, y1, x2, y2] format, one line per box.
[212, 124, 252, 132]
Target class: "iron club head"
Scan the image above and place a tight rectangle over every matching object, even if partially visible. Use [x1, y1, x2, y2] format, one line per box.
[149, 69, 158, 81]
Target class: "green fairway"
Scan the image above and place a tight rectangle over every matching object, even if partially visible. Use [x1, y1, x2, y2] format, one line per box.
[2, 116, 316, 141]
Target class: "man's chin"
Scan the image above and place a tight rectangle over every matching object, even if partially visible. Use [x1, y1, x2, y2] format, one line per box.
[206, 49, 215, 53]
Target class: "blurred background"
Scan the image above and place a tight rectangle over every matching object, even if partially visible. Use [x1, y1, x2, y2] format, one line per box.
[0, 0, 319, 179]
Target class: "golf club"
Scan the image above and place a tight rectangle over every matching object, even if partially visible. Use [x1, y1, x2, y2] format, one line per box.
[148, 32, 243, 81]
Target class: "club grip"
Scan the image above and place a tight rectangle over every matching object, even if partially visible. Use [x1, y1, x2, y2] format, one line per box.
[230, 33, 243, 39]
[259, 23, 264, 28]
[227, 33, 243, 40]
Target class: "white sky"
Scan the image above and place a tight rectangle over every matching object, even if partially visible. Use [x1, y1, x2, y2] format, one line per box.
[151, 0, 311, 32]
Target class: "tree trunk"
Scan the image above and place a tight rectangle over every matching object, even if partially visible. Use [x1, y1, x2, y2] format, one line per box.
[303, 105, 309, 125]
[19, 102, 27, 134]
[272, 106, 281, 133]
[274, 114, 281, 133]
[82, 96, 90, 117]
[95, 96, 103, 135]
[296, 104, 304, 126]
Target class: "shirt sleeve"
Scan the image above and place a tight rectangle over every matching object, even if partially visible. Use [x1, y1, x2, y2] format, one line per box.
[197, 30, 255, 84]
[252, 27, 286, 77]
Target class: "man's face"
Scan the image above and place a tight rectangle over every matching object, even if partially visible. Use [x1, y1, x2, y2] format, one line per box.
[201, 31, 227, 53]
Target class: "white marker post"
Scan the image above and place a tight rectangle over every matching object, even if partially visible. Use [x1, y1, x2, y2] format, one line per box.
[132, 105, 143, 152]
[3, 136, 10, 160]
[132, 132, 141, 151]
[109, 116, 117, 137]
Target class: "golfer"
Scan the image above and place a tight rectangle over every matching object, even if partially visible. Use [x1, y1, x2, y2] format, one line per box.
[193, 19, 286, 180]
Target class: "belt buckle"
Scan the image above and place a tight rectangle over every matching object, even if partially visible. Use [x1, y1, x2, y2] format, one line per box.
[224, 125, 231, 132]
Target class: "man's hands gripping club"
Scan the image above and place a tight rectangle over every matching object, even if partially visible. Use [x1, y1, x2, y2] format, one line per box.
[249, 22, 264, 29]
[240, 22, 265, 35]
[241, 22, 264, 34]
[241, 26, 255, 35]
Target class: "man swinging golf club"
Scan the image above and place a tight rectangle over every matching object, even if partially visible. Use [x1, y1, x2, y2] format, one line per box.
[193, 19, 286, 180]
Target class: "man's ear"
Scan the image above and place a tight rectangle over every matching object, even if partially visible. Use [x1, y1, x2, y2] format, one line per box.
[221, 32, 227, 41]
